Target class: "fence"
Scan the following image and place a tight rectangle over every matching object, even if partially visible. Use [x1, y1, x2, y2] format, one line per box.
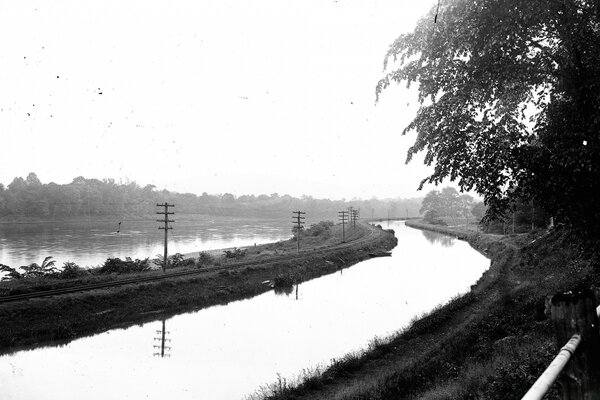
[522, 289, 600, 400]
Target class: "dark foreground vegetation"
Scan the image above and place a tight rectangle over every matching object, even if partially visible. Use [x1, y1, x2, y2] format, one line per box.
[248, 221, 599, 400]
[0, 223, 396, 351]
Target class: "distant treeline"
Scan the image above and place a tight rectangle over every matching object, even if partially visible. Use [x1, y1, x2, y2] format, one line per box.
[0, 173, 422, 220]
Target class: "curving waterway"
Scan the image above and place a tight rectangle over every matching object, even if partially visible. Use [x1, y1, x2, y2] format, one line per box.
[0, 221, 489, 400]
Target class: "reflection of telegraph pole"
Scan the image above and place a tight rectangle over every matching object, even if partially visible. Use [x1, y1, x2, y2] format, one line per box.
[157, 203, 174, 272]
[338, 211, 348, 242]
[292, 211, 305, 253]
[154, 319, 171, 358]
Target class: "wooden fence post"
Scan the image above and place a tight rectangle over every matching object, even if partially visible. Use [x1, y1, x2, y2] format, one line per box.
[551, 289, 600, 399]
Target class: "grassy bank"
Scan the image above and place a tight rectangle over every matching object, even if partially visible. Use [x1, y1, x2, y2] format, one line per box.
[0, 223, 396, 352]
[252, 220, 599, 400]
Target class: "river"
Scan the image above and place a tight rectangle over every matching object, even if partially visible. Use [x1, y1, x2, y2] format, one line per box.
[0, 215, 290, 268]
[0, 220, 489, 399]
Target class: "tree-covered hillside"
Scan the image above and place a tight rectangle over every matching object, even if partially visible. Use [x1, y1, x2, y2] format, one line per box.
[0, 173, 421, 220]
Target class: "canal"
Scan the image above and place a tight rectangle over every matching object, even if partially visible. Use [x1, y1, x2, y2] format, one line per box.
[0, 220, 489, 399]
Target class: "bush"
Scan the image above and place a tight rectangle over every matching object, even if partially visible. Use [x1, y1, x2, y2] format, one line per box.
[179, 257, 197, 268]
[59, 262, 89, 279]
[155, 253, 186, 269]
[424, 210, 447, 225]
[197, 252, 215, 267]
[98, 257, 151, 274]
[306, 221, 334, 237]
[223, 248, 247, 259]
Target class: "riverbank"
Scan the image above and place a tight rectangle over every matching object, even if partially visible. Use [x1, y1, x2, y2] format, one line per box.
[255, 220, 599, 399]
[0, 223, 396, 352]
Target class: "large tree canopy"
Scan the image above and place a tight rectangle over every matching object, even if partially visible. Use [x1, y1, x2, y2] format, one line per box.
[377, 0, 600, 233]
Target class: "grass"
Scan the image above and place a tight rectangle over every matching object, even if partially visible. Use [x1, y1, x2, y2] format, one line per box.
[253, 222, 598, 400]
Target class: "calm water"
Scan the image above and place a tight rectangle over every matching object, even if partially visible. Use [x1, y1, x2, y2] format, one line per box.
[0, 221, 489, 400]
[0, 215, 290, 268]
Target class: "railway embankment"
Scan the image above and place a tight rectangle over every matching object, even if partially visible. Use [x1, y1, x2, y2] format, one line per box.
[255, 220, 599, 400]
[0, 222, 396, 352]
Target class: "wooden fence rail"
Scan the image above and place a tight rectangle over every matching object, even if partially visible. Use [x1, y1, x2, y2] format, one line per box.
[522, 290, 600, 400]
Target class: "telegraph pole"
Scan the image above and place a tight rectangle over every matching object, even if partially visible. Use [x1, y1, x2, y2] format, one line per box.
[338, 210, 348, 243]
[292, 211, 305, 253]
[351, 209, 359, 231]
[157, 203, 174, 272]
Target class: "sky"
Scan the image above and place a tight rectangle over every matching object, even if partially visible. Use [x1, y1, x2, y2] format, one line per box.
[0, 0, 440, 200]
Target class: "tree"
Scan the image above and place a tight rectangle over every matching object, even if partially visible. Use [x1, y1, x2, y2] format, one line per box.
[471, 201, 487, 224]
[440, 187, 460, 222]
[420, 190, 443, 216]
[25, 172, 42, 186]
[377, 0, 600, 233]
[458, 194, 475, 223]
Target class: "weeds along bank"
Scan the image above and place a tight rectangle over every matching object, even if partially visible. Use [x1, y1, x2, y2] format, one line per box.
[258, 220, 599, 400]
[0, 225, 397, 351]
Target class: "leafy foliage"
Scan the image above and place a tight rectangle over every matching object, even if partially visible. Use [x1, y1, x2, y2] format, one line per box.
[0, 264, 22, 281]
[59, 262, 89, 279]
[420, 187, 474, 223]
[305, 220, 334, 237]
[378, 0, 600, 233]
[223, 248, 247, 259]
[20, 256, 58, 278]
[197, 251, 215, 267]
[98, 257, 151, 274]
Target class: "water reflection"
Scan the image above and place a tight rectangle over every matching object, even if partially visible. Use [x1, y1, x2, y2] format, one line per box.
[273, 284, 301, 299]
[273, 285, 294, 296]
[421, 229, 456, 247]
[153, 320, 171, 358]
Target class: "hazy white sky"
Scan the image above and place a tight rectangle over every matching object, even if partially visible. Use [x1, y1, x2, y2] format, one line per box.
[0, 0, 439, 200]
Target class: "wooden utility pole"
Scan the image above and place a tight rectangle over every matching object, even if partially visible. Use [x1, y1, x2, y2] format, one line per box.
[550, 289, 600, 399]
[157, 203, 174, 272]
[292, 211, 305, 253]
[338, 211, 348, 243]
[352, 209, 359, 231]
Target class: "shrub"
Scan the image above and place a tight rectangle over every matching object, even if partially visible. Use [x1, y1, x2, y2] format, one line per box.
[223, 247, 247, 259]
[20, 256, 58, 278]
[155, 253, 186, 269]
[179, 257, 197, 267]
[424, 210, 446, 225]
[306, 221, 334, 237]
[59, 262, 89, 279]
[98, 257, 151, 274]
[0, 264, 22, 281]
[197, 252, 215, 267]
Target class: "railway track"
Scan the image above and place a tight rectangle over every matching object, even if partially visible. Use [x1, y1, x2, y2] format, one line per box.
[0, 222, 386, 304]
